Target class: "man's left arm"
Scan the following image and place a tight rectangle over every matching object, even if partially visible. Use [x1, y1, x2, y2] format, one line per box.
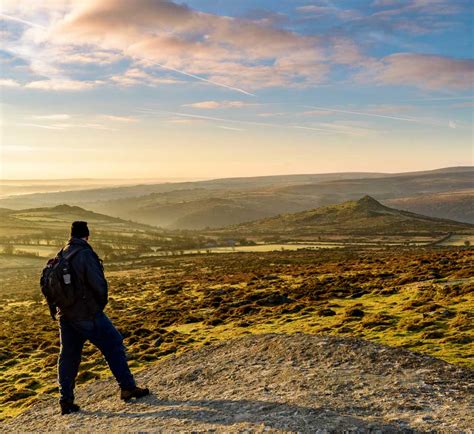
[83, 250, 108, 309]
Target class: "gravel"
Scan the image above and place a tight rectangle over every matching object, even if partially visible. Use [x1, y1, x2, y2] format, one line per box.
[2, 333, 473, 433]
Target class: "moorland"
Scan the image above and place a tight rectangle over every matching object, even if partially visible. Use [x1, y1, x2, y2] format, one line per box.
[0, 245, 472, 421]
[0, 170, 472, 423]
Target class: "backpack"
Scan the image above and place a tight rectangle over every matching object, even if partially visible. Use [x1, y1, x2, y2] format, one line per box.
[40, 247, 83, 309]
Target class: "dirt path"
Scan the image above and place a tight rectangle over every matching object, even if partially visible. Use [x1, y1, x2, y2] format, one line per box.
[2, 334, 473, 432]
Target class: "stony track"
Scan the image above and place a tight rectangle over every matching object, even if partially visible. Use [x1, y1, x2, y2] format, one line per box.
[2, 333, 473, 433]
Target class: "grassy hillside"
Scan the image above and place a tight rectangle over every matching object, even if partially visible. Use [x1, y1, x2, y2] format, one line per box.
[385, 190, 474, 224]
[0, 205, 200, 260]
[0, 204, 156, 237]
[214, 196, 473, 239]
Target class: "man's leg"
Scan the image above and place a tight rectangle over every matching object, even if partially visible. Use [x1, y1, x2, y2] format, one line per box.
[58, 317, 85, 405]
[89, 312, 136, 390]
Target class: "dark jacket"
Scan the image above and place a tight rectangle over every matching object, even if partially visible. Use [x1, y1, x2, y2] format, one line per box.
[57, 237, 108, 321]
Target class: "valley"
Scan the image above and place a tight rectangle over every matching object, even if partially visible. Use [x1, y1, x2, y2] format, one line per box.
[1, 167, 473, 229]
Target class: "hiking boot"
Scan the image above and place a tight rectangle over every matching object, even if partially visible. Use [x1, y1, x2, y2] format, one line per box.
[60, 400, 80, 415]
[120, 386, 150, 401]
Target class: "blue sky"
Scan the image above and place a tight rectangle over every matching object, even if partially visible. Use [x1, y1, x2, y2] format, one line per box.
[0, 0, 472, 179]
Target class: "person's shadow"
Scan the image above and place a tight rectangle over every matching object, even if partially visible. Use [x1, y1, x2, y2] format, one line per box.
[82, 394, 416, 433]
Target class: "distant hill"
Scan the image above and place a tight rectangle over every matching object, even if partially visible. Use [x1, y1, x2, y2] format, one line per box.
[0, 171, 387, 209]
[0, 205, 165, 257]
[90, 167, 474, 229]
[0, 167, 472, 229]
[109, 194, 310, 229]
[278, 168, 474, 198]
[215, 196, 473, 237]
[385, 190, 474, 224]
[0, 204, 154, 233]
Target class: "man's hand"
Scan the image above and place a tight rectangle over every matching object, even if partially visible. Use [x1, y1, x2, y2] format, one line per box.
[49, 304, 57, 320]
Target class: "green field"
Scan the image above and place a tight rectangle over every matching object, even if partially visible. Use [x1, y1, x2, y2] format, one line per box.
[439, 234, 474, 246]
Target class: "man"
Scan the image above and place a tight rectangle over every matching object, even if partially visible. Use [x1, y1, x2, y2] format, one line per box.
[49, 221, 149, 415]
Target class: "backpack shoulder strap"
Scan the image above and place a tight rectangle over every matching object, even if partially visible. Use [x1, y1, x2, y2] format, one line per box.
[63, 246, 86, 261]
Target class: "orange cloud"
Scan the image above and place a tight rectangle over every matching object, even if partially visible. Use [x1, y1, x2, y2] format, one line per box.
[25, 79, 99, 90]
[52, 0, 329, 90]
[183, 100, 257, 109]
[371, 53, 474, 90]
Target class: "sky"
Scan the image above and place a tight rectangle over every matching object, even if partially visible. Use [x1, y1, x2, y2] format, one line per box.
[0, 0, 473, 180]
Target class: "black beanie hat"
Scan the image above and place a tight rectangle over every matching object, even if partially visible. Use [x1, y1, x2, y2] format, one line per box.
[71, 221, 89, 238]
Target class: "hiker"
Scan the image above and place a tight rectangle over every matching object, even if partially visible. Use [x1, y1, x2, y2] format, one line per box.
[41, 221, 149, 415]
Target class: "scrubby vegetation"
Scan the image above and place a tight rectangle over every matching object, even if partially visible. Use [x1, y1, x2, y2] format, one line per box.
[0, 246, 472, 421]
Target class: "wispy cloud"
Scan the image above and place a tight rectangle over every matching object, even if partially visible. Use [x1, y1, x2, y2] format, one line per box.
[360, 53, 474, 91]
[138, 108, 364, 135]
[0, 78, 21, 87]
[99, 115, 138, 123]
[109, 68, 181, 87]
[17, 122, 115, 131]
[403, 96, 474, 102]
[296, 4, 361, 21]
[183, 100, 256, 109]
[2, 145, 38, 152]
[32, 114, 71, 120]
[257, 112, 289, 118]
[25, 79, 99, 91]
[16, 122, 66, 130]
[82, 123, 116, 131]
[450, 101, 474, 109]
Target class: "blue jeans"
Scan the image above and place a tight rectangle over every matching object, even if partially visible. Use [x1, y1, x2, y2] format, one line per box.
[58, 312, 136, 402]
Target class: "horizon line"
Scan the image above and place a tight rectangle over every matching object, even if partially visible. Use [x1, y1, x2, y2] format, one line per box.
[1, 165, 472, 183]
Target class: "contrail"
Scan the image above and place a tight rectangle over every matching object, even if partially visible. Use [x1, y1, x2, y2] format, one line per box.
[217, 125, 245, 132]
[148, 61, 256, 97]
[303, 105, 427, 124]
[293, 125, 351, 133]
[303, 104, 448, 127]
[0, 12, 46, 29]
[403, 96, 474, 102]
[136, 109, 357, 135]
[137, 109, 277, 128]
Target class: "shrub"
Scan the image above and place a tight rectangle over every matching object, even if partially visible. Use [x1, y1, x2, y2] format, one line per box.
[344, 307, 365, 318]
